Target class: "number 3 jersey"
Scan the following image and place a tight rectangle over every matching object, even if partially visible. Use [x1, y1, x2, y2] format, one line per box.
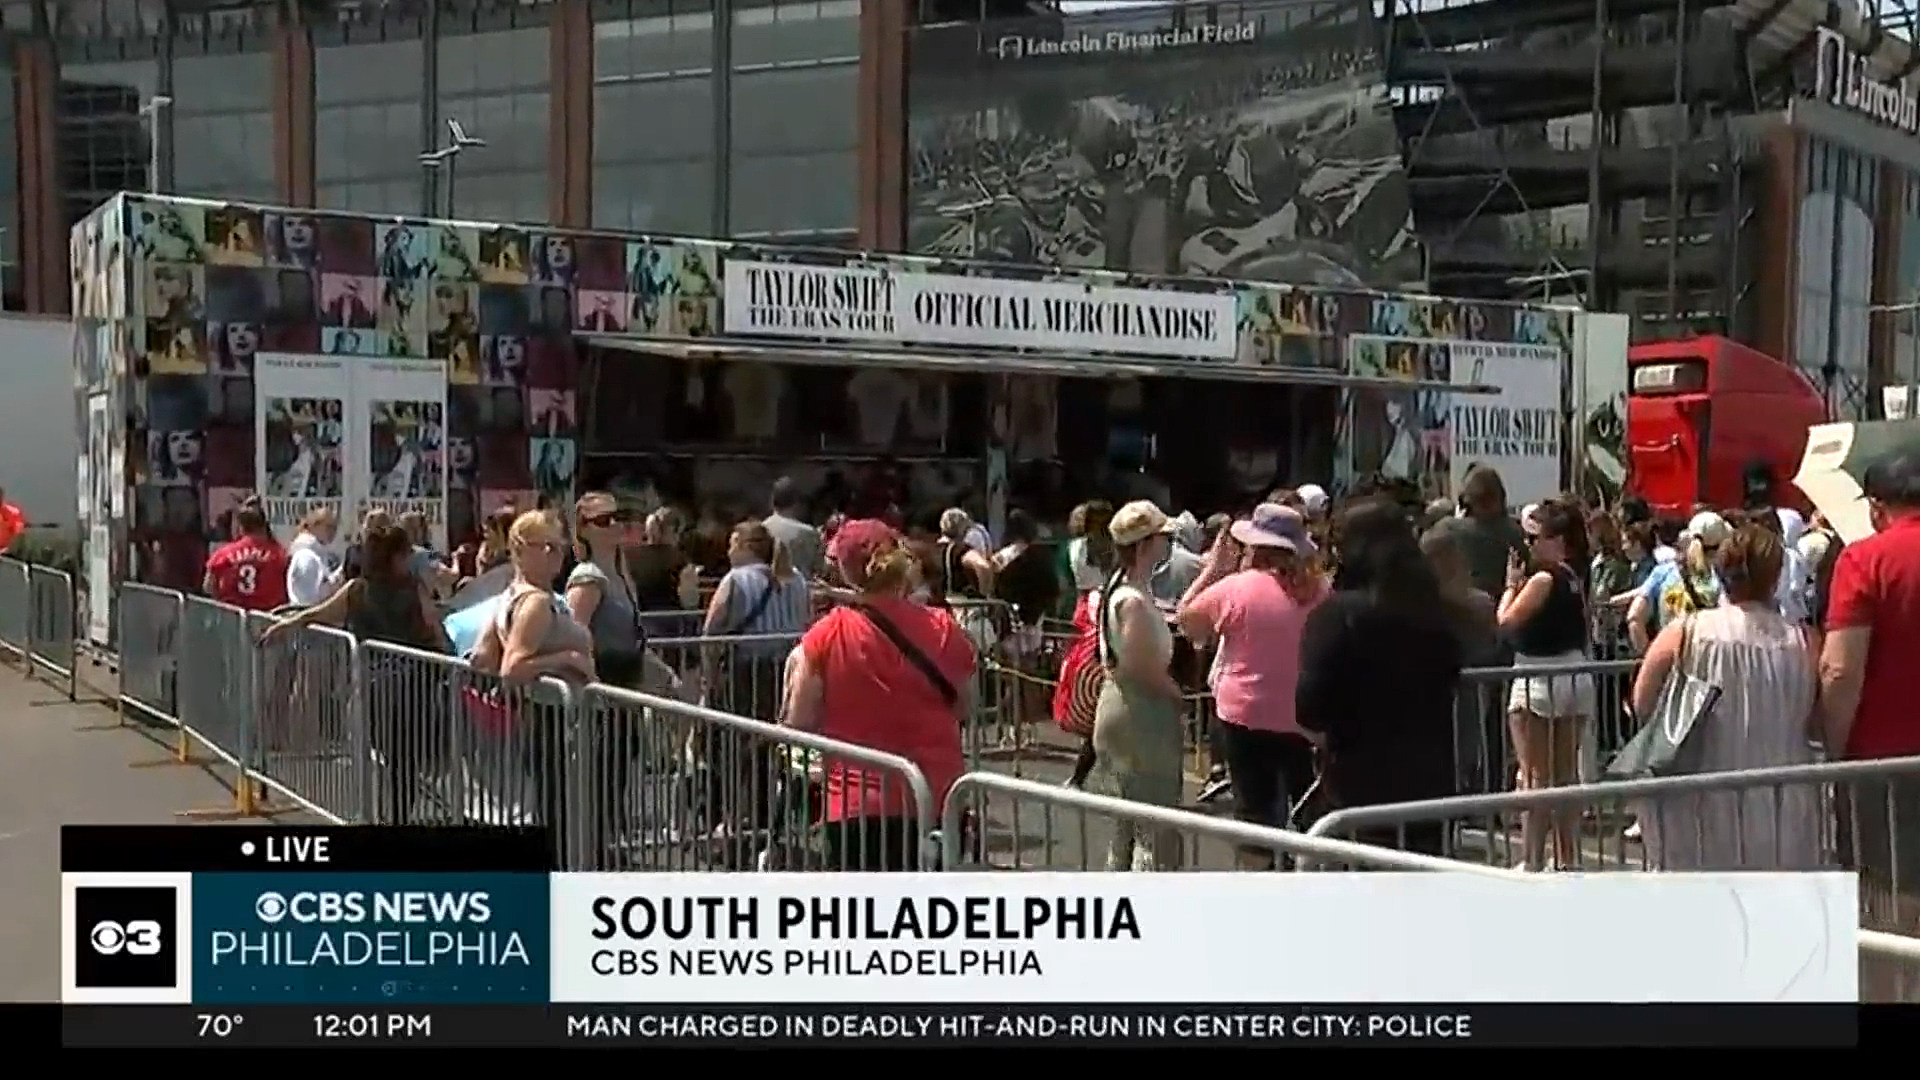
[204, 534, 291, 611]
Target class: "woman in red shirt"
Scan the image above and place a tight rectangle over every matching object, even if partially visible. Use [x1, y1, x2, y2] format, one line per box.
[784, 518, 974, 870]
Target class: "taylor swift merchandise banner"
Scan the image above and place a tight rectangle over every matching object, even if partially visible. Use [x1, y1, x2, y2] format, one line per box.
[1446, 339, 1563, 507]
[254, 353, 448, 549]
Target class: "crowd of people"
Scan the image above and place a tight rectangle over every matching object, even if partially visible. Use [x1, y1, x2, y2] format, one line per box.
[164, 451, 1919, 902]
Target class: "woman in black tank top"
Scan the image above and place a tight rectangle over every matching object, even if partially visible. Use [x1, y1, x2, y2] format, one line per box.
[1495, 499, 1594, 871]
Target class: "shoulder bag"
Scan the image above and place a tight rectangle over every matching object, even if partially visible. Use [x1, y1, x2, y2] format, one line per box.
[849, 601, 959, 707]
[725, 567, 781, 636]
[1604, 614, 1722, 780]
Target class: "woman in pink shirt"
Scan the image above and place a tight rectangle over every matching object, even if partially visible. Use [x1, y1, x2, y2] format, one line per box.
[1177, 503, 1328, 865]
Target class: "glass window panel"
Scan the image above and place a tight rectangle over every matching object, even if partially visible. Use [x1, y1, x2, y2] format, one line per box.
[593, 5, 731, 232]
[436, 27, 551, 223]
[316, 39, 428, 217]
[729, 150, 854, 236]
[171, 50, 274, 202]
[451, 171, 546, 230]
[1, 58, 14, 308]
[595, 77, 711, 162]
[59, 58, 159, 222]
[593, 4, 712, 80]
[728, 64, 855, 155]
[591, 161, 711, 234]
[730, 0, 859, 67]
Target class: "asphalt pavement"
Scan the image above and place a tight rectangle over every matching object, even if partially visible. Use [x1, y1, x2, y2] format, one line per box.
[0, 657, 300, 1002]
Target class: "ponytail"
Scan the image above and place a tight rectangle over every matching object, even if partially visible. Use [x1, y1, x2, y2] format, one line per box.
[1684, 535, 1712, 581]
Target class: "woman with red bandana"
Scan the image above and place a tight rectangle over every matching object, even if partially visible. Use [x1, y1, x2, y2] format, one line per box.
[783, 519, 974, 870]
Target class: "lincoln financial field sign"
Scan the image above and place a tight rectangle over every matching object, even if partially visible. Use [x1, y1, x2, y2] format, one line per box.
[988, 22, 1257, 61]
[1814, 25, 1920, 135]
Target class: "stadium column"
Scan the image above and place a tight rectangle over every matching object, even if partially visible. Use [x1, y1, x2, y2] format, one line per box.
[1751, 125, 1803, 371]
[550, 0, 593, 229]
[856, 0, 907, 251]
[1871, 158, 1902, 403]
[13, 29, 63, 314]
[273, 8, 318, 208]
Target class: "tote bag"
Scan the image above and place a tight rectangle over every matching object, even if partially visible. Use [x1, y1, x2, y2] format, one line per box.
[1604, 615, 1722, 780]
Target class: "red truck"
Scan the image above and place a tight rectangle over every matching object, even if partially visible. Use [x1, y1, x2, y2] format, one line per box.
[1626, 335, 1827, 515]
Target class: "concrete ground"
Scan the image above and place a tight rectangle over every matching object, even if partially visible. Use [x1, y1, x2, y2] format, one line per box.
[0, 653, 312, 1002]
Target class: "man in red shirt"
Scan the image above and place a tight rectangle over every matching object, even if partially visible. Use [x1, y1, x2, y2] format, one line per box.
[202, 504, 290, 611]
[1820, 450, 1920, 937]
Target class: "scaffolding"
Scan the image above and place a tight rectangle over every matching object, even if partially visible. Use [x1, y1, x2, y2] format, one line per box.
[1385, 0, 1920, 342]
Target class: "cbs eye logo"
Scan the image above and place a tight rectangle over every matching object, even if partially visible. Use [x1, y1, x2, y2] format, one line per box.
[90, 918, 164, 955]
[72, 886, 178, 989]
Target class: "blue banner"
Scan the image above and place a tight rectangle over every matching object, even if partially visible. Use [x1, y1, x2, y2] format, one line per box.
[191, 872, 550, 1005]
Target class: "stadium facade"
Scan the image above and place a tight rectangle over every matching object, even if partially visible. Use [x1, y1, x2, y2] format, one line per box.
[5, 0, 1920, 414]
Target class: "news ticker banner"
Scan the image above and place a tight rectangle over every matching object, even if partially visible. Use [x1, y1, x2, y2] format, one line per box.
[54, 1002, 1863, 1048]
[60, 825, 1861, 1045]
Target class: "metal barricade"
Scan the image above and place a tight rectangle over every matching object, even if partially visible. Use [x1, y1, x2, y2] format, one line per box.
[582, 683, 939, 872]
[249, 612, 362, 823]
[1452, 658, 1641, 795]
[960, 602, 1095, 775]
[636, 609, 704, 642]
[1304, 756, 1920, 910]
[0, 556, 28, 660]
[175, 597, 255, 773]
[354, 641, 576, 845]
[26, 564, 77, 699]
[118, 583, 184, 726]
[941, 773, 1532, 876]
[648, 632, 800, 724]
[1860, 929, 1920, 1003]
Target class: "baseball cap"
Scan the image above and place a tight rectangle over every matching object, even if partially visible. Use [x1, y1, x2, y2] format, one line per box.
[1109, 500, 1178, 546]
[1519, 503, 1542, 535]
[1296, 483, 1330, 516]
[1230, 503, 1317, 558]
[826, 518, 897, 565]
[1686, 510, 1732, 548]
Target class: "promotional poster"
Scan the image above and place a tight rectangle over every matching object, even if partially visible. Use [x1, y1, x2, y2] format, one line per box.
[254, 353, 448, 549]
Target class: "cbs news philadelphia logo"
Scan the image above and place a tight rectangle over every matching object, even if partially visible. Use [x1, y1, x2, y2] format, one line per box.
[70, 885, 180, 991]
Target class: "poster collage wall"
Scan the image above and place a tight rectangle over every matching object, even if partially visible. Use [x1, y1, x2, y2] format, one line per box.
[71, 197, 130, 648]
[75, 193, 721, 597]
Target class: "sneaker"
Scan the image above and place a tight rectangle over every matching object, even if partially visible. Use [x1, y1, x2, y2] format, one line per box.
[1197, 775, 1233, 804]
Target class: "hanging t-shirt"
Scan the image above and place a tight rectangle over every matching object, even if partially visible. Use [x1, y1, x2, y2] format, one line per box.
[848, 369, 912, 447]
[907, 374, 949, 442]
[723, 361, 785, 441]
[1008, 376, 1058, 462]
